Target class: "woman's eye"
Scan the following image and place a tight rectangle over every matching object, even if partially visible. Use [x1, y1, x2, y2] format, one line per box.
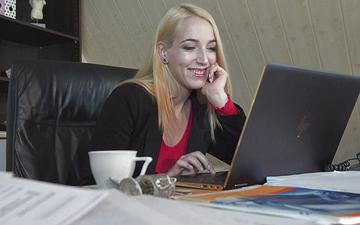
[182, 46, 195, 51]
[208, 47, 217, 52]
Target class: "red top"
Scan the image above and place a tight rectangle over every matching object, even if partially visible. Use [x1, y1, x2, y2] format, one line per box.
[154, 97, 238, 173]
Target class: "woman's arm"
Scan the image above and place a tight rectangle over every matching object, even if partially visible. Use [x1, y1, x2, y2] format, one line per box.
[201, 64, 247, 164]
[90, 85, 136, 150]
[208, 104, 246, 164]
[78, 83, 146, 184]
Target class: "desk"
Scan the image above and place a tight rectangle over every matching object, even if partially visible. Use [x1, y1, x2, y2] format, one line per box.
[75, 172, 360, 225]
[75, 190, 317, 225]
[1, 171, 358, 225]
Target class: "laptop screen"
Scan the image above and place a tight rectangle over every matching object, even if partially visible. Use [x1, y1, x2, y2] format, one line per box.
[225, 64, 360, 189]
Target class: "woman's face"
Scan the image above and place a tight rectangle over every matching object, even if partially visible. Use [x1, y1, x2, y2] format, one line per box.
[162, 16, 217, 91]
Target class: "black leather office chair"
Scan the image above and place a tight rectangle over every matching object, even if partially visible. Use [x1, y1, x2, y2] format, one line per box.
[6, 60, 136, 185]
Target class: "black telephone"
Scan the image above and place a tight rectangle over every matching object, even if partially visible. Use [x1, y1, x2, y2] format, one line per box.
[325, 152, 360, 171]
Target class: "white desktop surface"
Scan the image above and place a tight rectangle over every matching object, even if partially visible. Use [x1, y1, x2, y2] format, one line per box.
[1, 171, 358, 225]
[76, 190, 317, 225]
[76, 171, 360, 225]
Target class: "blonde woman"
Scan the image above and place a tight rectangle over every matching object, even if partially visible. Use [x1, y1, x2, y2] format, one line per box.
[81, 3, 246, 184]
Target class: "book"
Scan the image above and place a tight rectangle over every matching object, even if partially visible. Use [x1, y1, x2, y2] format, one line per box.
[181, 185, 360, 225]
[0, 131, 6, 138]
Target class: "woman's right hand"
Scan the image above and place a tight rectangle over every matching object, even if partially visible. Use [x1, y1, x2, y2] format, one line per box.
[201, 63, 228, 108]
[167, 151, 215, 177]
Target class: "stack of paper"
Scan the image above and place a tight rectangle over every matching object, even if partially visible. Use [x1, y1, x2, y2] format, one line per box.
[266, 171, 360, 194]
[0, 172, 108, 225]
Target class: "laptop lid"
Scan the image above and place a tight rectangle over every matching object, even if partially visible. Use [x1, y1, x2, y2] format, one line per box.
[225, 64, 360, 189]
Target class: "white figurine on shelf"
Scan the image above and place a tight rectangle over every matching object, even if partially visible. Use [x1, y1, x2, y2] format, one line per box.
[29, 0, 46, 20]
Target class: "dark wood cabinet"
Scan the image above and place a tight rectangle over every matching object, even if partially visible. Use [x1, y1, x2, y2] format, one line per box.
[0, 0, 80, 131]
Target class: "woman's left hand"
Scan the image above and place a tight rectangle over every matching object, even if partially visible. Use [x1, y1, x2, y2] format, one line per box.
[201, 63, 228, 108]
[166, 151, 215, 177]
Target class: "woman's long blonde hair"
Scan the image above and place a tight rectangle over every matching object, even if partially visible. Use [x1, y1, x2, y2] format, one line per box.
[124, 3, 233, 140]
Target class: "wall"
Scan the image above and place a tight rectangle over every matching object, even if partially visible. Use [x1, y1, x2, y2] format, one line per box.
[81, 0, 360, 162]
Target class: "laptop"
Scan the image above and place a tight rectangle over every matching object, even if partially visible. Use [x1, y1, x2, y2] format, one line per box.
[176, 63, 360, 190]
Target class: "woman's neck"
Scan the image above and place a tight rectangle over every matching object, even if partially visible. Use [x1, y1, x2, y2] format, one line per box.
[171, 89, 191, 117]
[164, 92, 192, 147]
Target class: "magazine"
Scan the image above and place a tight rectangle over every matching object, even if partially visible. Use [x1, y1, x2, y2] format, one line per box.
[180, 185, 360, 225]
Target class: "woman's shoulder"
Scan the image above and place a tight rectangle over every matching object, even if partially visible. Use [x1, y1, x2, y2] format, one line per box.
[105, 82, 156, 115]
[110, 82, 153, 101]
[112, 82, 148, 94]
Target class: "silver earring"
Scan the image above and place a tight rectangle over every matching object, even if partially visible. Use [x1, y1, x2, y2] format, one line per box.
[161, 58, 168, 64]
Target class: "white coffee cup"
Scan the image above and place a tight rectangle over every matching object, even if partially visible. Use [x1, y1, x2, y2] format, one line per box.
[89, 150, 152, 189]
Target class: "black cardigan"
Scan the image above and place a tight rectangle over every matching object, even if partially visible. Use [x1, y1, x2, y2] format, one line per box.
[79, 83, 246, 184]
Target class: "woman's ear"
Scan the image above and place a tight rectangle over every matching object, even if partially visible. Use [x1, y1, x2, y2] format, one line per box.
[157, 41, 168, 63]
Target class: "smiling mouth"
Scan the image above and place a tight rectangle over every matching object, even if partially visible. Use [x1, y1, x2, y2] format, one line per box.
[189, 68, 207, 77]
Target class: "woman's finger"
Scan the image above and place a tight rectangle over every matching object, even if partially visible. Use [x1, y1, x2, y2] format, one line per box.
[207, 64, 217, 83]
[176, 158, 194, 171]
[193, 151, 215, 173]
[182, 154, 205, 172]
[192, 151, 210, 168]
[185, 151, 215, 173]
